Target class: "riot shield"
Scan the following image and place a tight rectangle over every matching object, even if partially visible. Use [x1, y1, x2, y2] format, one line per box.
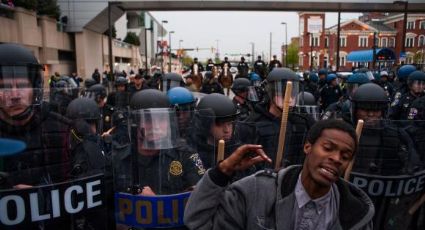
[0, 163, 110, 230]
[349, 119, 425, 230]
[112, 108, 205, 229]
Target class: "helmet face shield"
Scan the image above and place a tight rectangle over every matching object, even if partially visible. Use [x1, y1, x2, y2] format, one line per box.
[268, 80, 299, 107]
[132, 108, 179, 150]
[295, 105, 321, 121]
[247, 86, 259, 102]
[347, 83, 360, 99]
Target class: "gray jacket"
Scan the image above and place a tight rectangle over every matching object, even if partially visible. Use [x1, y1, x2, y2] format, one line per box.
[184, 165, 374, 230]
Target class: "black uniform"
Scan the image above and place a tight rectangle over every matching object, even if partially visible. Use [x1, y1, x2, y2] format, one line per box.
[200, 80, 224, 94]
[268, 59, 282, 72]
[254, 59, 267, 79]
[390, 91, 420, 120]
[237, 61, 249, 78]
[206, 62, 215, 71]
[320, 84, 343, 111]
[408, 96, 425, 120]
[220, 60, 232, 69]
[112, 141, 205, 194]
[190, 62, 204, 73]
[232, 98, 251, 121]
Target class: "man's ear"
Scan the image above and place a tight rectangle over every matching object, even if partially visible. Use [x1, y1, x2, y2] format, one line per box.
[304, 142, 312, 155]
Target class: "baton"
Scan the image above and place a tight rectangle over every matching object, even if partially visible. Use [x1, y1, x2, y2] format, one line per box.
[217, 139, 225, 163]
[409, 192, 425, 215]
[274, 82, 293, 171]
[343, 119, 364, 181]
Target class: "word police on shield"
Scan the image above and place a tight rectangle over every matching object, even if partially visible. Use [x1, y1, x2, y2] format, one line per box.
[115, 192, 191, 228]
[0, 175, 105, 227]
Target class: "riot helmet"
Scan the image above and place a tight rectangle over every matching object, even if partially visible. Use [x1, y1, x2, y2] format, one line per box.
[195, 93, 239, 143]
[0, 43, 44, 123]
[130, 89, 179, 150]
[309, 72, 319, 83]
[266, 67, 299, 107]
[356, 68, 374, 81]
[249, 72, 262, 86]
[397, 64, 416, 82]
[326, 73, 337, 84]
[85, 84, 107, 104]
[161, 72, 183, 92]
[115, 76, 128, 87]
[84, 78, 97, 89]
[407, 71, 425, 96]
[296, 91, 320, 120]
[232, 78, 258, 102]
[351, 83, 388, 124]
[66, 97, 101, 136]
[167, 87, 196, 136]
[346, 72, 371, 99]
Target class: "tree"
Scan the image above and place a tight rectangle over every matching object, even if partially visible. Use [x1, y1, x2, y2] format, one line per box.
[37, 0, 60, 20]
[104, 25, 117, 38]
[13, 0, 37, 11]
[182, 56, 193, 66]
[123, 32, 140, 46]
[286, 42, 299, 70]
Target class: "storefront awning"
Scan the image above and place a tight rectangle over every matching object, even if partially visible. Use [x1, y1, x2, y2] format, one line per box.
[347, 48, 396, 62]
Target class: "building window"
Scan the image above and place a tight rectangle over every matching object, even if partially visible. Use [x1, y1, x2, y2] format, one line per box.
[310, 35, 319, 47]
[406, 37, 415, 48]
[359, 36, 368, 47]
[325, 37, 329, 48]
[420, 21, 425, 30]
[340, 37, 347, 47]
[340, 56, 346, 67]
[407, 21, 415, 30]
[389, 37, 395, 47]
[419, 35, 425, 47]
[381, 37, 388, 47]
[300, 37, 303, 47]
[299, 55, 303, 67]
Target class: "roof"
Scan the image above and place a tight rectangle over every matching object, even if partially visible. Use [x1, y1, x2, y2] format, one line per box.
[365, 21, 396, 32]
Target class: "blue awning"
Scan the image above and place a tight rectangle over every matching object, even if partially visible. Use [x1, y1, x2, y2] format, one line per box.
[347, 48, 395, 62]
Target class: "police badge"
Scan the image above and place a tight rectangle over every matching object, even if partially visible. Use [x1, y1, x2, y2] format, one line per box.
[169, 161, 183, 176]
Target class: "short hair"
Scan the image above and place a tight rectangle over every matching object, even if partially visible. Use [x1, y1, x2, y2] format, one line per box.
[306, 119, 358, 154]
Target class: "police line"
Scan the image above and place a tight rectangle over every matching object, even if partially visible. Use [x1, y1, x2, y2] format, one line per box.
[350, 169, 425, 197]
[115, 191, 190, 228]
[0, 174, 105, 227]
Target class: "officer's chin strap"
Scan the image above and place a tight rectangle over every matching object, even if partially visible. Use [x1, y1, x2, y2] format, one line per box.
[9, 106, 33, 121]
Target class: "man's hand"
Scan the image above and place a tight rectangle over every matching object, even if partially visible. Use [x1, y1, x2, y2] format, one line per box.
[218, 144, 271, 176]
[139, 186, 156, 196]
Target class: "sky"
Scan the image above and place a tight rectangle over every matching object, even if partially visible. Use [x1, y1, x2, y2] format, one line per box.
[149, 11, 362, 62]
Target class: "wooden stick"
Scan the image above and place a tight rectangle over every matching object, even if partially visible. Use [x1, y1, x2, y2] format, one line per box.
[344, 119, 364, 181]
[217, 139, 225, 163]
[409, 193, 425, 215]
[274, 82, 293, 171]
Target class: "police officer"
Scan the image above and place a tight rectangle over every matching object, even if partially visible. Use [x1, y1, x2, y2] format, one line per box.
[200, 71, 224, 94]
[85, 84, 115, 134]
[161, 72, 184, 92]
[0, 43, 73, 229]
[317, 68, 328, 88]
[66, 97, 109, 178]
[220, 56, 232, 69]
[231, 78, 253, 121]
[167, 87, 197, 139]
[268, 54, 282, 72]
[188, 93, 241, 169]
[390, 70, 425, 120]
[319, 73, 343, 111]
[112, 89, 205, 195]
[377, 70, 395, 100]
[350, 83, 423, 229]
[253, 55, 267, 79]
[238, 68, 315, 168]
[236, 56, 249, 78]
[394, 64, 417, 97]
[49, 76, 79, 115]
[107, 76, 129, 109]
[322, 72, 370, 121]
[205, 58, 215, 71]
[190, 57, 204, 73]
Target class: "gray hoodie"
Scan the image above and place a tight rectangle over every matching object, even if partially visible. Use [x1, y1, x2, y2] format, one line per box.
[184, 165, 374, 230]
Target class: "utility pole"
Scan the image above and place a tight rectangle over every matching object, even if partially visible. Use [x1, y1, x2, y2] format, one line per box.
[144, 27, 152, 73]
[269, 32, 272, 62]
[336, 11, 341, 72]
[161, 20, 168, 73]
[168, 31, 174, 72]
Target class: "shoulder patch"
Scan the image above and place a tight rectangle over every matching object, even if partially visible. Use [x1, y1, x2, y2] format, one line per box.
[189, 153, 206, 175]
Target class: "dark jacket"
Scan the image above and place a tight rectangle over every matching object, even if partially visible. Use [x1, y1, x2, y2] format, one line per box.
[184, 165, 375, 230]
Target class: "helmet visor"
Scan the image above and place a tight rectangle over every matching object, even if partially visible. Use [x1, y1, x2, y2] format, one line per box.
[0, 65, 42, 107]
[132, 108, 179, 150]
[247, 86, 259, 102]
[268, 80, 299, 107]
[347, 83, 360, 99]
[295, 105, 321, 121]
[410, 80, 425, 94]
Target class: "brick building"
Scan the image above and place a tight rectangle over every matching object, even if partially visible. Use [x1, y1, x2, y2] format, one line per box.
[298, 12, 425, 72]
